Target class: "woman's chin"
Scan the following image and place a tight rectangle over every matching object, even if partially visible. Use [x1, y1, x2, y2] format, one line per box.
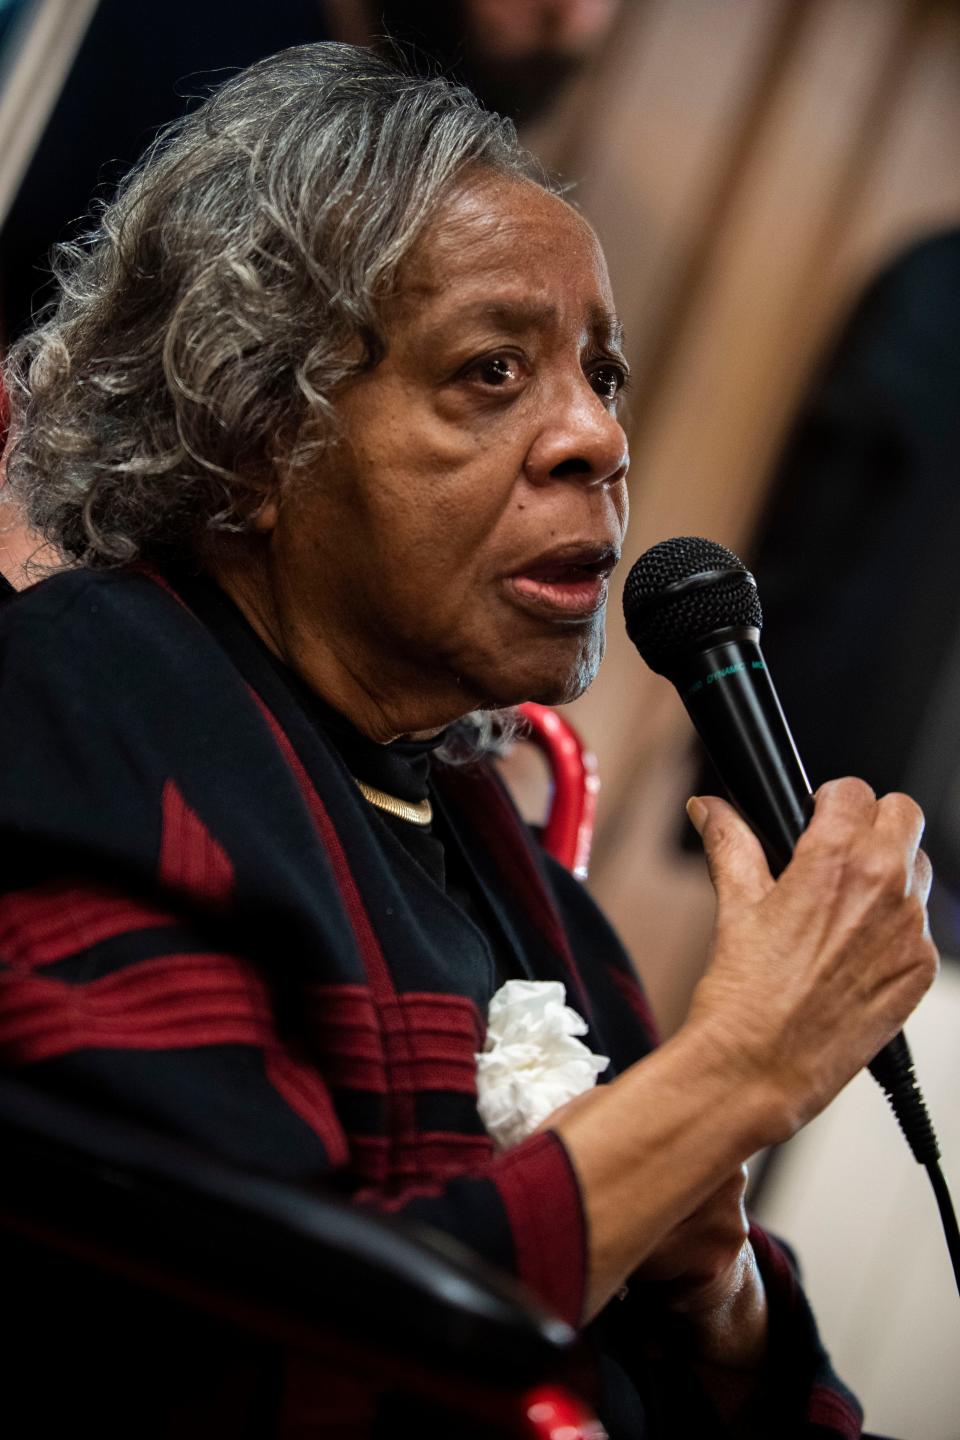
[479, 644, 604, 711]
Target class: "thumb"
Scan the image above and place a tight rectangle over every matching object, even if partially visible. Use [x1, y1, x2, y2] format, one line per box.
[687, 795, 773, 909]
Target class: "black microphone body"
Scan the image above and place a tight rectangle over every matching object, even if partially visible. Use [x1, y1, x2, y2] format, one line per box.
[664, 628, 809, 877]
[623, 536, 938, 1165]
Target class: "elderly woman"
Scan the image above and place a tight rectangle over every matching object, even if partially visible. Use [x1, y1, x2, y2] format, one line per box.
[0, 43, 935, 1439]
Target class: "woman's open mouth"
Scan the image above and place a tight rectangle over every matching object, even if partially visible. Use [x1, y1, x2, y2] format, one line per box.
[505, 545, 619, 620]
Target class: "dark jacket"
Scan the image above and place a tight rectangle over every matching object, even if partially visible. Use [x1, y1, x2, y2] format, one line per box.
[0, 567, 862, 1436]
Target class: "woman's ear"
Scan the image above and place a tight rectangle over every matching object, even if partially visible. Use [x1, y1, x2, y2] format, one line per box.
[250, 495, 281, 533]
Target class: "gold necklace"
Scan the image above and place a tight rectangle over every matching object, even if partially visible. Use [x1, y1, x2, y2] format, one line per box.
[354, 778, 433, 827]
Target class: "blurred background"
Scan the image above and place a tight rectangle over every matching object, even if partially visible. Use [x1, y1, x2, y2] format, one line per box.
[2, 2, 959, 1434]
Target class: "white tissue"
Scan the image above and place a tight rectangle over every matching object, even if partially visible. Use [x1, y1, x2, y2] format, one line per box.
[475, 979, 609, 1151]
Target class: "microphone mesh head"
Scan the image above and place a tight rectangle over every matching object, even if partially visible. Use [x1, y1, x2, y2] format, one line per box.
[622, 536, 762, 672]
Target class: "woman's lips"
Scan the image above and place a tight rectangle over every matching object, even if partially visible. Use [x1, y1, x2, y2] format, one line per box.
[505, 566, 609, 619]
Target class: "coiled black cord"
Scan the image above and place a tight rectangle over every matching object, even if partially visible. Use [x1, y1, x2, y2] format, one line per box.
[868, 1032, 960, 1296]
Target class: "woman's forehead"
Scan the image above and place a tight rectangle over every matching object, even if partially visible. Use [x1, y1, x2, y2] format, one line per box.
[394, 173, 615, 324]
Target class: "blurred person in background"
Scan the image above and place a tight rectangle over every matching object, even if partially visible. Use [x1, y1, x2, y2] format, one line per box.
[0, 0, 621, 341]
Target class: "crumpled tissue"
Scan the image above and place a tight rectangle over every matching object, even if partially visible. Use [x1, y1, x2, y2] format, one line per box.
[475, 978, 610, 1151]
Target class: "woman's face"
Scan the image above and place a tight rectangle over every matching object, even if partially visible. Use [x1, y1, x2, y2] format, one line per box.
[254, 171, 630, 740]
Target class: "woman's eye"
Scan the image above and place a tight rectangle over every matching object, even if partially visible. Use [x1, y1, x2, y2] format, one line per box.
[590, 363, 628, 402]
[467, 354, 524, 388]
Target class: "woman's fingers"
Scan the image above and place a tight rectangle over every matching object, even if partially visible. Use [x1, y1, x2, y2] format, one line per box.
[809, 785, 934, 945]
[812, 775, 877, 818]
[868, 792, 932, 911]
[686, 794, 773, 910]
[636, 1165, 751, 1291]
[913, 848, 933, 909]
[870, 788, 925, 849]
[686, 774, 939, 1133]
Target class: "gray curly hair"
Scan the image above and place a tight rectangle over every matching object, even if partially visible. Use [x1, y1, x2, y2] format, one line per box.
[2, 41, 549, 570]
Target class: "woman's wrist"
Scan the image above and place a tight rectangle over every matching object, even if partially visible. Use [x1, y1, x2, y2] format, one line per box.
[552, 1027, 787, 1319]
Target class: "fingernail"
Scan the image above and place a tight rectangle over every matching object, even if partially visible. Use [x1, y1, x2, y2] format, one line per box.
[686, 796, 708, 834]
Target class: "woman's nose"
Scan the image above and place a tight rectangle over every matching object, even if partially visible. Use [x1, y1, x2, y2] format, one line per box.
[523, 381, 629, 489]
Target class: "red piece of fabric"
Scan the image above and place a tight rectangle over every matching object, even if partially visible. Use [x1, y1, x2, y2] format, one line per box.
[306, 986, 482, 1095]
[0, 880, 176, 967]
[248, 690, 422, 1175]
[807, 1386, 863, 1437]
[0, 952, 270, 1062]
[491, 1130, 586, 1328]
[159, 778, 234, 906]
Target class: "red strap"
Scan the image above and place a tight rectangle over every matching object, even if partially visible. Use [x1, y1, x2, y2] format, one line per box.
[517, 703, 599, 880]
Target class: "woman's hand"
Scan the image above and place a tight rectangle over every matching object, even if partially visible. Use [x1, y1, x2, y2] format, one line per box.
[635, 1166, 767, 1369]
[685, 777, 938, 1138]
[549, 776, 938, 1323]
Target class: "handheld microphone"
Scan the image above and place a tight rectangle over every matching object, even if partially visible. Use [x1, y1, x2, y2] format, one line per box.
[623, 535, 806, 876]
[622, 535, 939, 1168]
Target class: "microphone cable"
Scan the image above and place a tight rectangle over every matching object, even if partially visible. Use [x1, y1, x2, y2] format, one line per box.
[868, 1031, 960, 1296]
[623, 535, 960, 1301]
